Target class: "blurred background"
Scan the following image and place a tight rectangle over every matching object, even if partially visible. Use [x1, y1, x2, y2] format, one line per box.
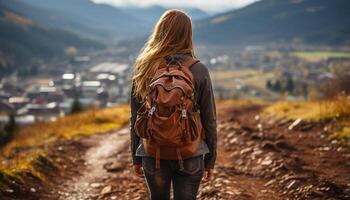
[0, 0, 349, 124]
[0, 1, 350, 199]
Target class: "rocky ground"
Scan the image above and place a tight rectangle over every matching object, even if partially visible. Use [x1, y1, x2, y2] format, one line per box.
[1, 103, 350, 200]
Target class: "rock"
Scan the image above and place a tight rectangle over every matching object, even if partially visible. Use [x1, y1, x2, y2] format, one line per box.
[257, 123, 263, 130]
[255, 115, 260, 121]
[101, 185, 112, 195]
[300, 124, 314, 131]
[241, 126, 254, 133]
[240, 148, 253, 155]
[229, 138, 238, 144]
[90, 183, 101, 188]
[227, 132, 235, 139]
[277, 118, 293, 127]
[275, 141, 296, 151]
[261, 156, 273, 166]
[5, 189, 14, 193]
[287, 180, 301, 190]
[262, 142, 278, 151]
[264, 179, 276, 187]
[103, 162, 124, 172]
[288, 118, 302, 130]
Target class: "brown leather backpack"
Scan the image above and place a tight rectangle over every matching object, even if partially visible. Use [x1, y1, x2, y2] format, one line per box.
[135, 57, 204, 170]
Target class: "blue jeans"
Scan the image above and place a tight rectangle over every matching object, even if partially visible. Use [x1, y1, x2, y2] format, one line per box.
[142, 155, 204, 200]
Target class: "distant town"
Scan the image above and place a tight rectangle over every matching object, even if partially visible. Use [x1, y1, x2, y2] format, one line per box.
[1, 45, 350, 126]
[0, 50, 133, 125]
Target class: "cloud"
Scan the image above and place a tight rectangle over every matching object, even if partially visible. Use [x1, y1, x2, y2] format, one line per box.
[91, 0, 258, 12]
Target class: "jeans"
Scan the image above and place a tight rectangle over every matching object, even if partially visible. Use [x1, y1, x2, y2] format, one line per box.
[142, 155, 205, 200]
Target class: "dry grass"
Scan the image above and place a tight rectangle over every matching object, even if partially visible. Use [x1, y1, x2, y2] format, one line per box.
[217, 99, 267, 108]
[264, 95, 350, 122]
[0, 151, 47, 181]
[264, 95, 350, 143]
[210, 69, 276, 98]
[0, 105, 130, 184]
[333, 126, 350, 145]
[1, 105, 130, 156]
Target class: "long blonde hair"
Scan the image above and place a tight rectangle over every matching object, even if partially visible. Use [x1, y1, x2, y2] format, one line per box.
[132, 9, 194, 99]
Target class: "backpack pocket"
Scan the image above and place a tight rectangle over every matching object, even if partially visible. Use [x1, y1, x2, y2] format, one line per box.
[135, 104, 150, 139]
[149, 109, 184, 146]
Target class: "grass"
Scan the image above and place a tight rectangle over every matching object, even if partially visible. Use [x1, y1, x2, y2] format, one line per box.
[264, 95, 350, 144]
[333, 126, 350, 145]
[2, 105, 130, 155]
[0, 105, 130, 190]
[290, 51, 350, 61]
[264, 95, 350, 121]
[210, 69, 275, 90]
[1, 105, 130, 165]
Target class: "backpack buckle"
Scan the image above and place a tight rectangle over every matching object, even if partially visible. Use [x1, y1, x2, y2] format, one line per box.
[148, 106, 156, 117]
[181, 109, 187, 118]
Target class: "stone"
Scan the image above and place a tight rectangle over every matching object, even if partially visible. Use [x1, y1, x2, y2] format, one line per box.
[288, 118, 302, 130]
[103, 162, 124, 172]
[261, 156, 273, 166]
[90, 183, 101, 188]
[101, 185, 112, 195]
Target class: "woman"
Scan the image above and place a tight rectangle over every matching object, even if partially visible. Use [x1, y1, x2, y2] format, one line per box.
[130, 9, 217, 200]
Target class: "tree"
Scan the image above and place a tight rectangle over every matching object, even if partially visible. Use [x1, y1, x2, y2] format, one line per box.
[273, 80, 282, 92]
[0, 113, 17, 146]
[285, 76, 295, 94]
[70, 95, 83, 114]
[266, 80, 273, 90]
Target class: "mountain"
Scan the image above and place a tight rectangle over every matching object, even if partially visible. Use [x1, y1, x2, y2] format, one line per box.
[195, 0, 350, 45]
[20, 0, 149, 41]
[177, 7, 210, 20]
[0, 0, 109, 41]
[0, 3, 104, 76]
[122, 5, 210, 25]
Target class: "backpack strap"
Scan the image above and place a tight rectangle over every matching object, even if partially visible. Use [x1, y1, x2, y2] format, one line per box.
[155, 146, 160, 169]
[181, 58, 200, 111]
[181, 58, 200, 69]
[176, 148, 184, 171]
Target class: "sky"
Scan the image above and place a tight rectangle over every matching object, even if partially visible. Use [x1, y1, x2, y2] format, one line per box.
[92, 0, 259, 13]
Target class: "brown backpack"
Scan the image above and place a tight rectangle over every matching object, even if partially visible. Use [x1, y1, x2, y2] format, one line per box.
[135, 57, 204, 170]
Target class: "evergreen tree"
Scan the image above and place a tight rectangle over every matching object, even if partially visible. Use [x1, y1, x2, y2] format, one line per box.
[0, 113, 17, 146]
[266, 80, 273, 90]
[70, 95, 83, 114]
[285, 76, 295, 94]
[273, 80, 282, 92]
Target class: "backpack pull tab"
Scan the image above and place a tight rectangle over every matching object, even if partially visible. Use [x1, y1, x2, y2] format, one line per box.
[148, 106, 156, 117]
[181, 109, 187, 118]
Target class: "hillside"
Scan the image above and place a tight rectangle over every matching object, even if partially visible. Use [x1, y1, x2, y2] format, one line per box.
[0, 0, 108, 41]
[195, 0, 350, 45]
[122, 5, 210, 24]
[20, 0, 149, 40]
[0, 100, 349, 199]
[0, 3, 104, 76]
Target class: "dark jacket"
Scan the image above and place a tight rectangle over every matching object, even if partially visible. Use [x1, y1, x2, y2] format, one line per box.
[130, 54, 217, 169]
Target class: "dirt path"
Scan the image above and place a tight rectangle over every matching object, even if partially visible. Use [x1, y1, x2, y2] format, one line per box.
[55, 127, 130, 200]
[33, 104, 350, 200]
[40, 127, 148, 200]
